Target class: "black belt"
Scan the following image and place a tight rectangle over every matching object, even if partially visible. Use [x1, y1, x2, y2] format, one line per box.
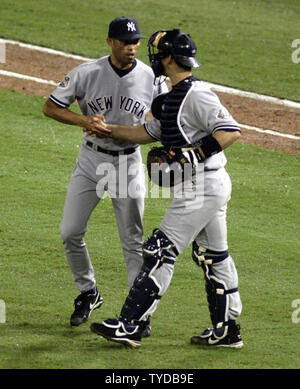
[86, 141, 137, 156]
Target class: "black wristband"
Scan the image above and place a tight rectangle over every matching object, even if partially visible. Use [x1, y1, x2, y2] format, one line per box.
[198, 135, 222, 159]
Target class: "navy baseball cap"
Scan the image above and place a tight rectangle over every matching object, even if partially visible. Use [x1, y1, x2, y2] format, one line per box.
[108, 16, 145, 40]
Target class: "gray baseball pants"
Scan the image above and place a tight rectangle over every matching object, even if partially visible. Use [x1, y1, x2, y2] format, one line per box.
[143, 167, 242, 322]
[60, 143, 145, 292]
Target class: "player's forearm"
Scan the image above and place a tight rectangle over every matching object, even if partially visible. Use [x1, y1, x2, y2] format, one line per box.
[107, 124, 154, 144]
[43, 99, 89, 128]
[213, 130, 241, 150]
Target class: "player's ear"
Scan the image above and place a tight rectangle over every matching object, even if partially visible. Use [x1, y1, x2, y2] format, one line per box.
[106, 37, 113, 48]
[162, 55, 173, 68]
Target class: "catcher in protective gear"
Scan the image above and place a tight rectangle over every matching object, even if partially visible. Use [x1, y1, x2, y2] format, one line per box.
[89, 28, 243, 349]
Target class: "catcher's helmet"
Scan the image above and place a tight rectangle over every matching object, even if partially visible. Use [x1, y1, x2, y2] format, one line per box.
[148, 29, 200, 77]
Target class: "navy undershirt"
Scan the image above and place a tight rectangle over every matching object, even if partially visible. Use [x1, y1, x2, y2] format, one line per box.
[108, 56, 137, 77]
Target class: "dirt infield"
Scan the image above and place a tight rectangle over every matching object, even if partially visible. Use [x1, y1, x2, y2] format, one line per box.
[1, 43, 300, 155]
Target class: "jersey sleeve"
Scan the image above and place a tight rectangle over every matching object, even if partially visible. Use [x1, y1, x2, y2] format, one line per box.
[144, 117, 161, 141]
[193, 87, 241, 135]
[143, 79, 168, 139]
[49, 67, 81, 108]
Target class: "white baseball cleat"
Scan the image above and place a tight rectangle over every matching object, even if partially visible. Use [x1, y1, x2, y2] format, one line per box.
[90, 318, 142, 349]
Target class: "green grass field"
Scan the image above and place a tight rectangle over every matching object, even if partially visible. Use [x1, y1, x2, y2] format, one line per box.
[0, 89, 299, 370]
[0, 0, 300, 372]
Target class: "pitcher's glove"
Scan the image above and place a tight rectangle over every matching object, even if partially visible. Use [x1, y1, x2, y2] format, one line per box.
[146, 146, 203, 187]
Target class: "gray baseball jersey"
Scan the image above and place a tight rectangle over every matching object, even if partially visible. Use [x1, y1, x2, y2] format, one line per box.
[50, 56, 166, 150]
[53, 56, 167, 292]
[145, 78, 240, 171]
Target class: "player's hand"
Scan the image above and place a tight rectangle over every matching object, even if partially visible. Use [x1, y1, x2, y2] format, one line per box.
[84, 114, 111, 138]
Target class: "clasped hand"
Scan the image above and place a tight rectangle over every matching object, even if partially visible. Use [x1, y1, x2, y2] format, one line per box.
[83, 114, 110, 138]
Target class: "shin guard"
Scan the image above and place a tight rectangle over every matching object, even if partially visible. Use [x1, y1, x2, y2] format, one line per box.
[192, 241, 239, 333]
[120, 229, 178, 324]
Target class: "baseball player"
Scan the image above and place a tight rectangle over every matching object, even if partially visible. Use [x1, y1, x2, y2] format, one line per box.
[43, 17, 167, 333]
[89, 29, 243, 349]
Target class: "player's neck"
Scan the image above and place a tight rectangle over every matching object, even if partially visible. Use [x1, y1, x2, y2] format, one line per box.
[169, 70, 192, 86]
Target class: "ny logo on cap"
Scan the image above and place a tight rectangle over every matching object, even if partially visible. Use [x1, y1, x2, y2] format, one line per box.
[127, 22, 136, 32]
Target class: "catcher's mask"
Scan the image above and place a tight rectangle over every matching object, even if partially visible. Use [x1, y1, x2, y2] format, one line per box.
[148, 28, 200, 78]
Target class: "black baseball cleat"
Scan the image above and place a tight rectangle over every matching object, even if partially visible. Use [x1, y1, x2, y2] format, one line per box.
[70, 288, 103, 326]
[190, 324, 244, 349]
[90, 319, 141, 349]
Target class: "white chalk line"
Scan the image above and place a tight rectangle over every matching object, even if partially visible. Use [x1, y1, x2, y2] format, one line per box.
[201, 82, 300, 110]
[0, 69, 57, 85]
[240, 124, 300, 140]
[0, 38, 92, 61]
[2, 38, 300, 109]
[0, 38, 299, 141]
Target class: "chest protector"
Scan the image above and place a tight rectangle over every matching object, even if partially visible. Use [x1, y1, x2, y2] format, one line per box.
[151, 76, 197, 147]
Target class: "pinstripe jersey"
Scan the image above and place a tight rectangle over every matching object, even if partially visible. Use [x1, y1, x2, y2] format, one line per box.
[144, 77, 241, 170]
[50, 56, 167, 151]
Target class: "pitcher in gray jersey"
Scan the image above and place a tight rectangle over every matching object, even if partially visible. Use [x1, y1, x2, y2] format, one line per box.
[90, 29, 243, 349]
[43, 17, 167, 329]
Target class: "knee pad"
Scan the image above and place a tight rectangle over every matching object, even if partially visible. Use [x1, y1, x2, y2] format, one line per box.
[120, 229, 178, 323]
[192, 241, 239, 329]
[142, 229, 178, 274]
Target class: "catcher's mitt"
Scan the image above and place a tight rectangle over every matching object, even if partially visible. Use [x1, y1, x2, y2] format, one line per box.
[146, 146, 202, 187]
